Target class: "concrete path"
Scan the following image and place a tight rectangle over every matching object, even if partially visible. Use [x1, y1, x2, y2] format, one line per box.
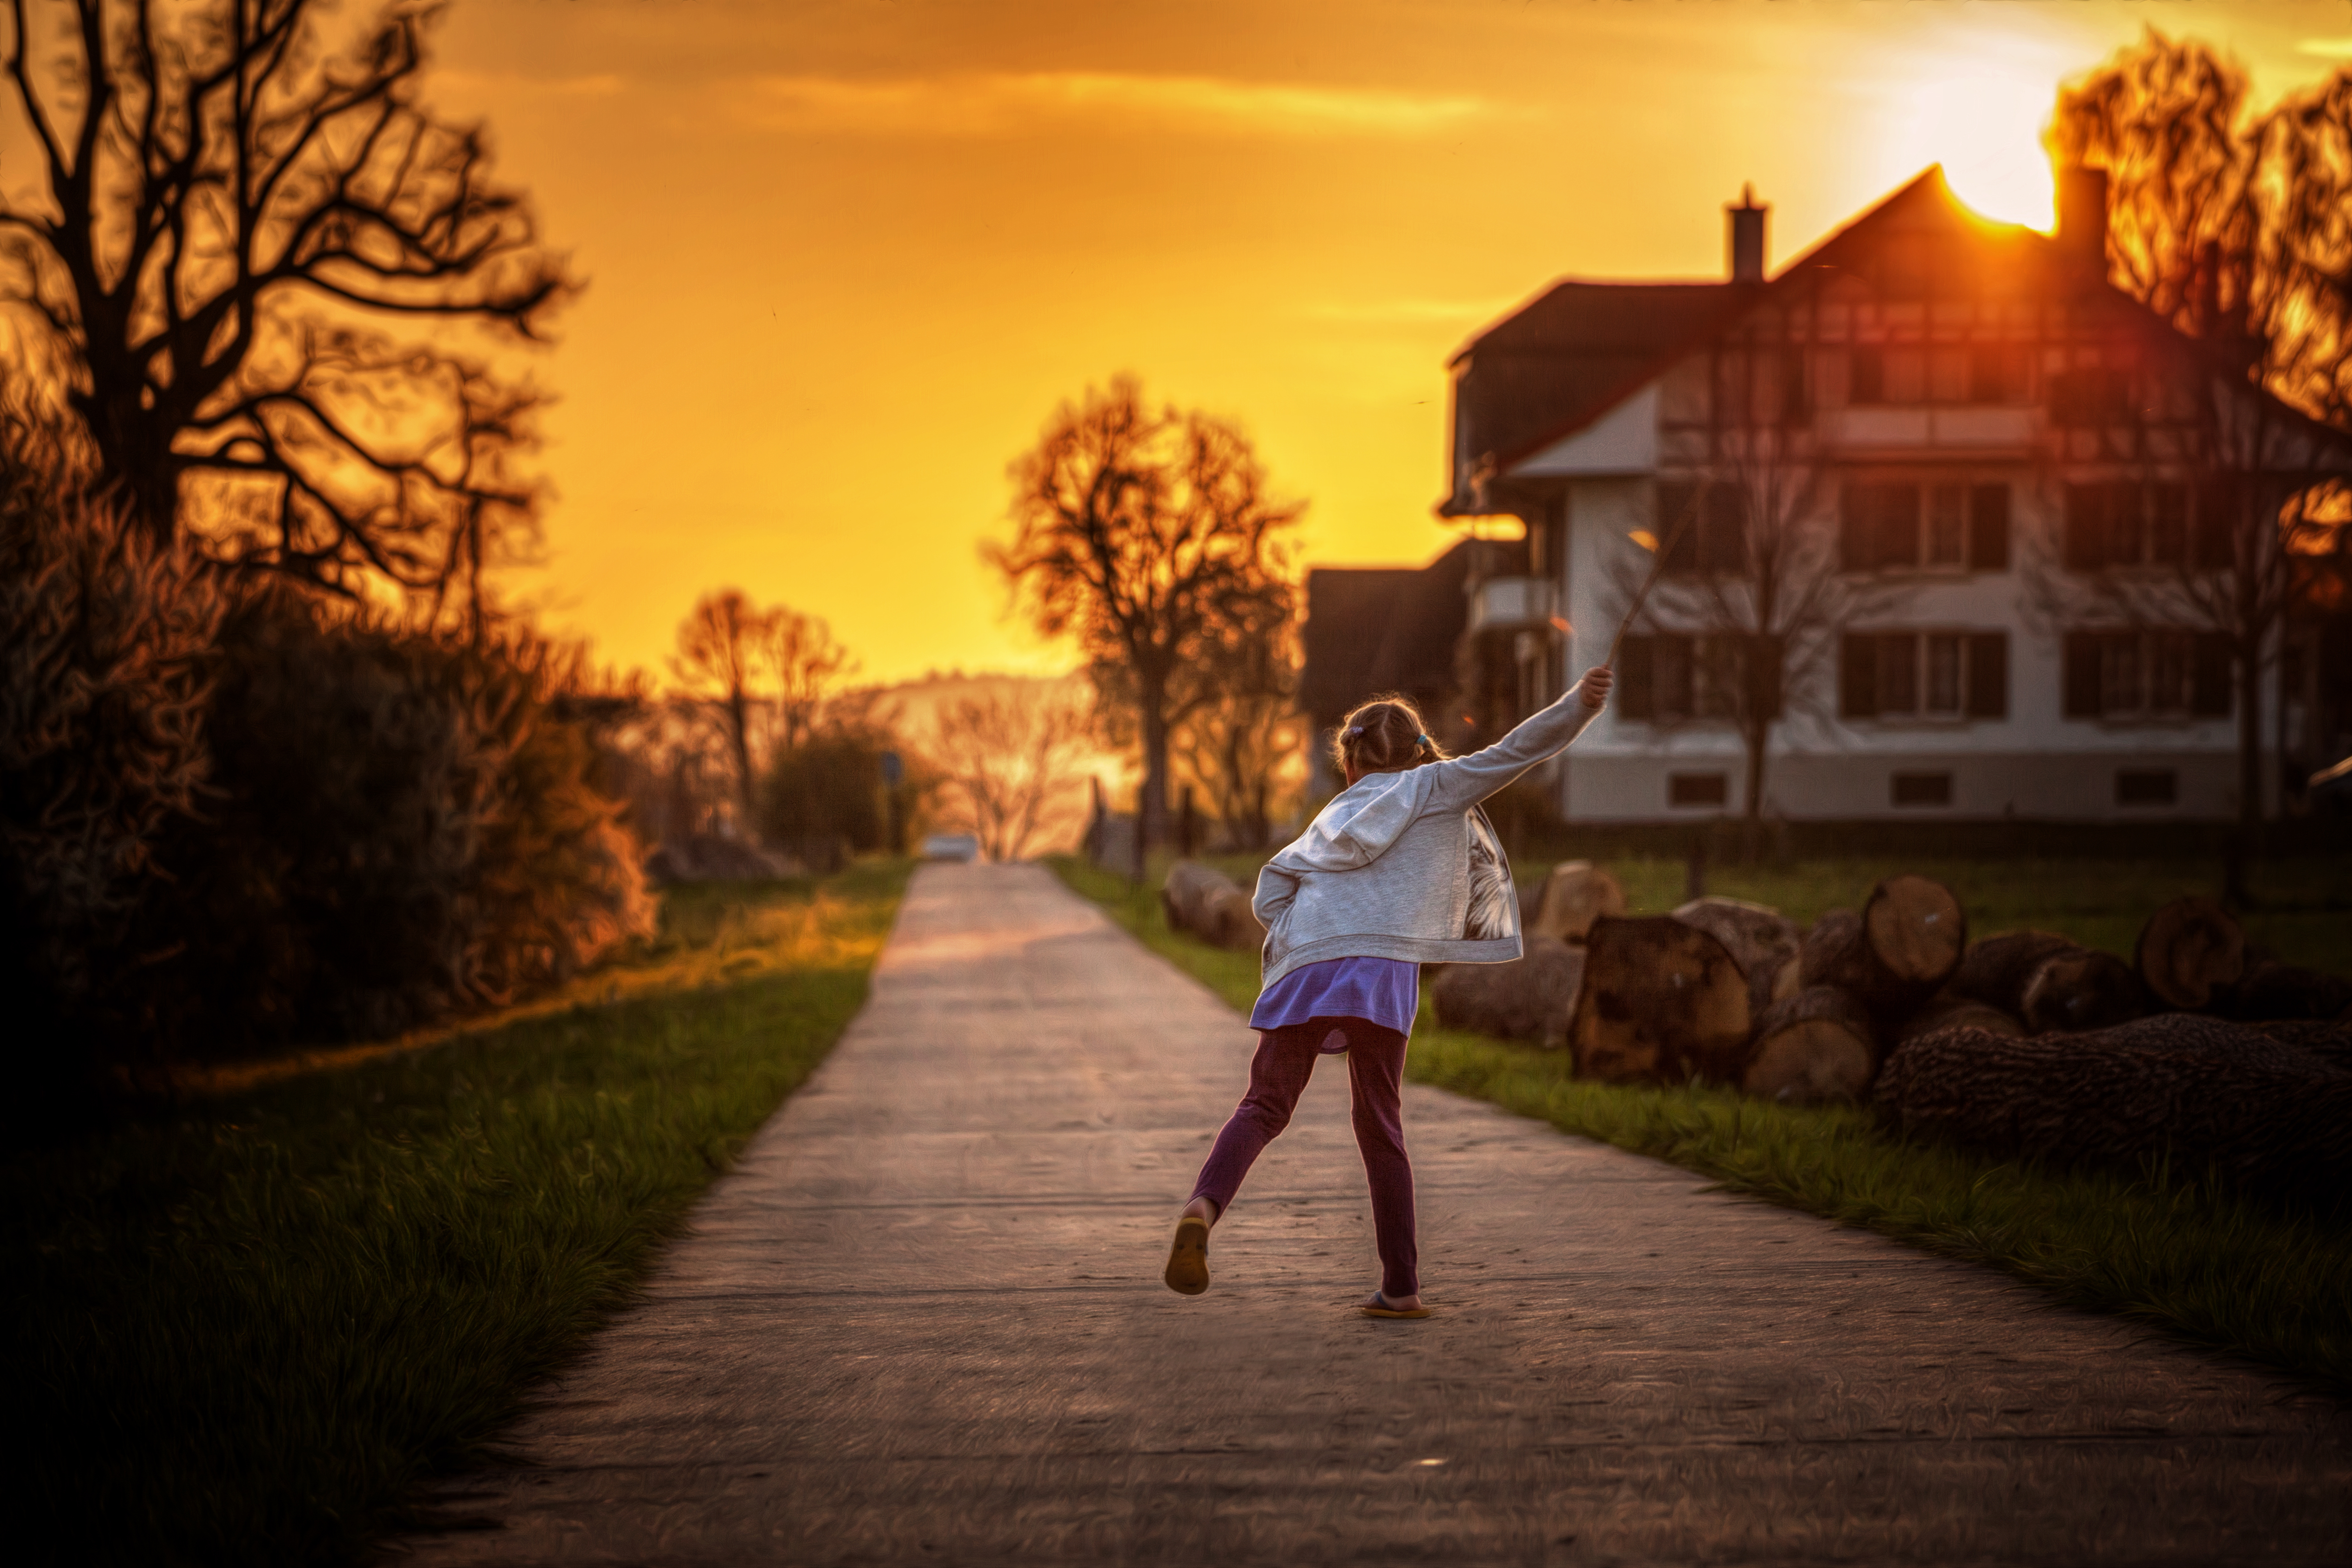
[403, 863, 2350, 1566]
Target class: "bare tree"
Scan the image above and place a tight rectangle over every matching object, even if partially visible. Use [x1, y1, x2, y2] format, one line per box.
[992, 376, 1300, 851]
[2048, 32, 2352, 835]
[929, 682, 1092, 861]
[1614, 363, 1910, 844]
[0, 0, 571, 624]
[762, 605, 855, 755]
[1171, 604, 1301, 850]
[670, 590, 768, 827]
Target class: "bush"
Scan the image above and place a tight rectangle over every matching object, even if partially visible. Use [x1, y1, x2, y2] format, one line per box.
[762, 727, 892, 871]
[131, 591, 655, 1057]
[0, 411, 222, 1111]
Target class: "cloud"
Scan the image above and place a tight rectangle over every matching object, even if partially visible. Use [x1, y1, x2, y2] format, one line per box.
[2297, 39, 2352, 60]
[731, 71, 1514, 140]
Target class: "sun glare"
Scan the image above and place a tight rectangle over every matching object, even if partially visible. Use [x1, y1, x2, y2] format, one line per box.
[1877, 60, 2064, 232]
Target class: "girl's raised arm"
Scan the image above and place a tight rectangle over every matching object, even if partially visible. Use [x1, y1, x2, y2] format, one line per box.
[1423, 668, 1612, 811]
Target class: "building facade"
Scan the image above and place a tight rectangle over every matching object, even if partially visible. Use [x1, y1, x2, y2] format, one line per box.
[1442, 168, 2352, 824]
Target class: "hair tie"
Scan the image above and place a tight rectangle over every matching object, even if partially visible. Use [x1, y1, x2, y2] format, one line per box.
[1346, 725, 1365, 737]
[1415, 734, 1431, 745]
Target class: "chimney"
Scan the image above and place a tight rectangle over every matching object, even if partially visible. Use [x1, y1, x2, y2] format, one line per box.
[2057, 166, 2109, 279]
[1727, 183, 1767, 283]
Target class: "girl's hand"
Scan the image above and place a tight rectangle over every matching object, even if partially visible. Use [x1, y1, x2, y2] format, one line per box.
[1578, 666, 1615, 711]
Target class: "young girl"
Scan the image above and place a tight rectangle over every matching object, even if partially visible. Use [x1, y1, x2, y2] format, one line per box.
[1163, 666, 1614, 1318]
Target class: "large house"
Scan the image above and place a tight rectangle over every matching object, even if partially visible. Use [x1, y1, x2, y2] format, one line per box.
[1436, 168, 2352, 823]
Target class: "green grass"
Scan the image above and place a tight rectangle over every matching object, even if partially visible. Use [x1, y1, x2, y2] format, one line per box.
[1051, 853, 2352, 1397]
[2, 859, 910, 1568]
[1180, 848, 2352, 977]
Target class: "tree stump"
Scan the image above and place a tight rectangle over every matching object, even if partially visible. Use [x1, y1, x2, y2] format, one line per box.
[1874, 1013, 2352, 1206]
[2134, 896, 2245, 1011]
[1743, 985, 1876, 1103]
[1528, 861, 1626, 943]
[2225, 958, 2352, 1023]
[1951, 931, 2148, 1034]
[1799, 876, 1965, 1030]
[1569, 914, 1752, 1085]
[1430, 936, 1585, 1049]
[1673, 896, 1801, 1016]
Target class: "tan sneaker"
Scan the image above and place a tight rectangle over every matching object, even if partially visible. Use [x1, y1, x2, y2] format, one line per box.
[1163, 1215, 1210, 1296]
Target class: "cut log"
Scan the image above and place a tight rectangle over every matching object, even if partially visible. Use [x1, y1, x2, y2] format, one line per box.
[1161, 861, 1262, 951]
[1798, 878, 1966, 1030]
[2244, 1019, 2352, 1072]
[2018, 946, 2151, 1035]
[1947, 931, 2077, 1012]
[1569, 914, 1752, 1085]
[1895, 991, 2023, 1045]
[1430, 936, 1585, 1049]
[1863, 875, 1968, 991]
[1743, 986, 1876, 1104]
[1672, 896, 1802, 1017]
[1201, 885, 1267, 952]
[1874, 1012, 2352, 1205]
[1949, 930, 2149, 1034]
[1529, 861, 1627, 943]
[2225, 958, 2352, 1023]
[2133, 896, 2245, 1011]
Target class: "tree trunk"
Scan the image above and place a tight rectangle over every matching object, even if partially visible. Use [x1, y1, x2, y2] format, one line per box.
[727, 686, 756, 829]
[1138, 679, 1171, 854]
[1569, 914, 1752, 1085]
[2134, 896, 2246, 1010]
[1743, 985, 1876, 1103]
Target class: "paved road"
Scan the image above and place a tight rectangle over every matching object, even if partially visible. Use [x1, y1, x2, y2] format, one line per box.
[403, 862, 2350, 1566]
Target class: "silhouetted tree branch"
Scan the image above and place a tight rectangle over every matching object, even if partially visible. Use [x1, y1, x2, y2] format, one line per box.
[0, 0, 573, 623]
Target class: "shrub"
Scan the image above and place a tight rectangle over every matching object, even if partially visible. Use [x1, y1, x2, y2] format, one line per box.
[135, 592, 655, 1056]
[0, 410, 222, 1109]
[762, 726, 892, 872]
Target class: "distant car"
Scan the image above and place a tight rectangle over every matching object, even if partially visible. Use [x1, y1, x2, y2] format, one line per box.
[2309, 755, 2352, 815]
[920, 833, 982, 862]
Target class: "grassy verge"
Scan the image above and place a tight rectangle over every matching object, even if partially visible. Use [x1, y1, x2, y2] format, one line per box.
[4, 859, 910, 1567]
[1051, 854, 2352, 1396]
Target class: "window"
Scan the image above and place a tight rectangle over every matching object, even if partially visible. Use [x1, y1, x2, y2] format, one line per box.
[1669, 773, 1728, 808]
[1619, 633, 1785, 722]
[2116, 769, 2178, 806]
[1891, 772, 1954, 808]
[1842, 632, 2008, 719]
[1843, 480, 2011, 572]
[1655, 483, 1748, 576]
[2063, 482, 2227, 571]
[1968, 344, 2027, 404]
[1849, 347, 1884, 405]
[2062, 632, 2231, 719]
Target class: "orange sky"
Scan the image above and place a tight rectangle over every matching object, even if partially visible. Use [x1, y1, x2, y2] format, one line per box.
[235, 4, 2352, 680]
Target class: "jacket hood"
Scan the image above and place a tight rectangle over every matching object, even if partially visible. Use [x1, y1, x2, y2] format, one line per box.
[1270, 768, 1439, 876]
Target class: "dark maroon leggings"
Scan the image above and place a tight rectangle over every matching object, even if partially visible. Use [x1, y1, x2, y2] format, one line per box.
[1188, 1016, 1417, 1299]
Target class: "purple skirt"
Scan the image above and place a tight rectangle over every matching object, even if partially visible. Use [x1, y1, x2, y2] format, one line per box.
[1248, 956, 1419, 1043]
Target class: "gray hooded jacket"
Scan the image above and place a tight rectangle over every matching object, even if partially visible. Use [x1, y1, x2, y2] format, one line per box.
[1252, 681, 1601, 986]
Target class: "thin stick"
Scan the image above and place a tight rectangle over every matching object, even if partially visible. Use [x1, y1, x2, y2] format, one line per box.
[1604, 483, 1706, 669]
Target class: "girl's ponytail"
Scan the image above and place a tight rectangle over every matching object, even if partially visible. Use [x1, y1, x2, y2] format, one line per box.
[1333, 695, 1449, 778]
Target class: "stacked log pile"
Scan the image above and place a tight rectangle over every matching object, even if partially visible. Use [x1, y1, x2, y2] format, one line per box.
[1160, 861, 1267, 953]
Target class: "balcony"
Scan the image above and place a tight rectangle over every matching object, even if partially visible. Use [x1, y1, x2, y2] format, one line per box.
[1467, 575, 1558, 634]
